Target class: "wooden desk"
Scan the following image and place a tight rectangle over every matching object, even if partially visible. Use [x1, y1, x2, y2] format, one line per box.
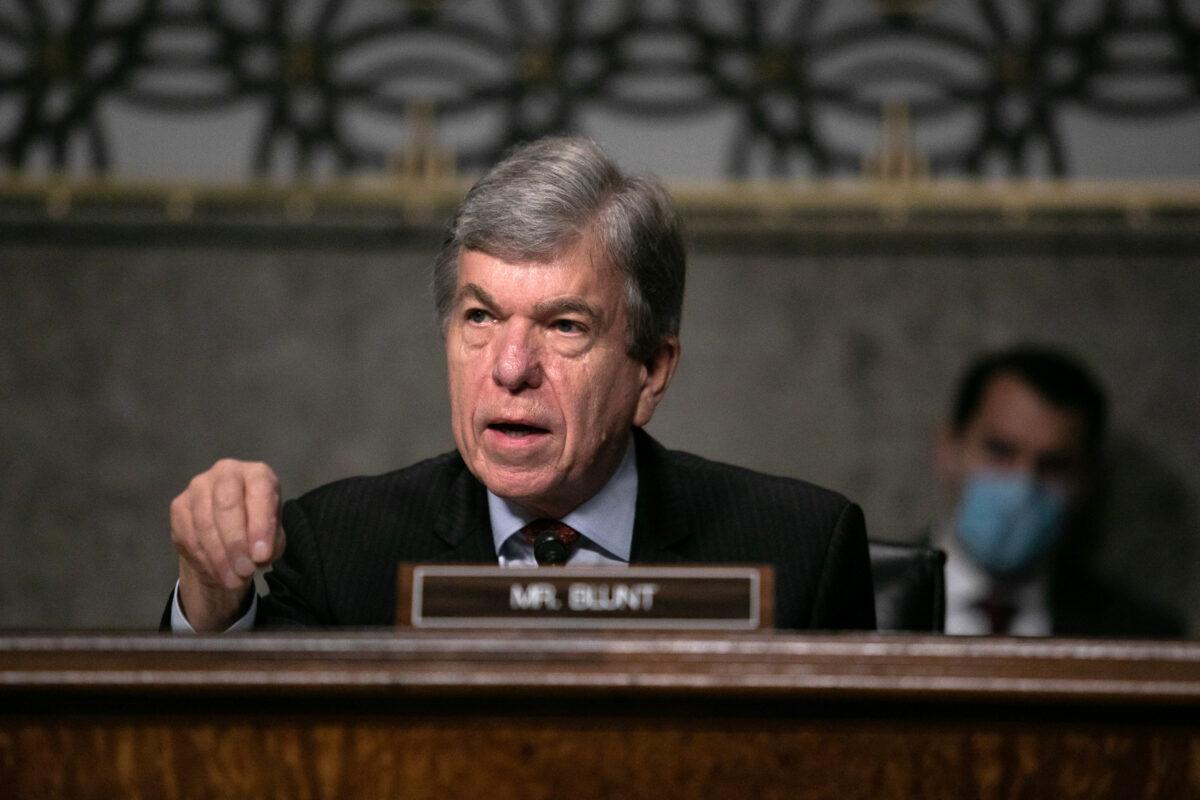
[2, 632, 1198, 799]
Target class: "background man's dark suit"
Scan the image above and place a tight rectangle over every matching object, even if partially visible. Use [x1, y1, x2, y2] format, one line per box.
[238, 430, 875, 630]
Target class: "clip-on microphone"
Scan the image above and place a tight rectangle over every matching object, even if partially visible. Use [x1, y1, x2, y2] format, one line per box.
[532, 531, 571, 565]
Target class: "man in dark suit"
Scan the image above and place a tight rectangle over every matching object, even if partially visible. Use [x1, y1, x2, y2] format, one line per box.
[166, 137, 875, 632]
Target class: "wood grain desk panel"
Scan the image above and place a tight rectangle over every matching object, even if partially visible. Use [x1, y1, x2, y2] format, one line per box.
[2, 632, 1198, 799]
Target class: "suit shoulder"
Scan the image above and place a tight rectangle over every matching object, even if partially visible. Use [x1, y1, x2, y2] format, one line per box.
[1053, 573, 1186, 638]
[661, 446, 853, 515]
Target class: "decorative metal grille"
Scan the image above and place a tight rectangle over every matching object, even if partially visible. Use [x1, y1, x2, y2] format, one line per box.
[1, 0, 1197, 179]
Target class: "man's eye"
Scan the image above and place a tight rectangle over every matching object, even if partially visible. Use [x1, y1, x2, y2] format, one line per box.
[983, 438, 1016, 462]
[551, 319, 583, 334]
[466, 309, 490, 324]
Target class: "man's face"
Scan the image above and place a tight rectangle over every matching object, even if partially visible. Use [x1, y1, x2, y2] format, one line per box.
[939, 372, 1088, 500]
[446, 246, 678, 518]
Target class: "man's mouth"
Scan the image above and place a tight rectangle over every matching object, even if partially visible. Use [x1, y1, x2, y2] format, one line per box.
[488, 422, 550, 438]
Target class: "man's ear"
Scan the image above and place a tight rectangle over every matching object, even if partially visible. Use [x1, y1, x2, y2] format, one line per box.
[934, 424, 962, 483]
[633, 335, 681, 428]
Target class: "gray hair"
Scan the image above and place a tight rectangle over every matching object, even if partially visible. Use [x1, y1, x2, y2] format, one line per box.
[432, 137, 685, 361]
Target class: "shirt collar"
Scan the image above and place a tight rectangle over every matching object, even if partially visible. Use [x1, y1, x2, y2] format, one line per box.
[938, 520, 1052, 635]
[487, 434, 638, 562]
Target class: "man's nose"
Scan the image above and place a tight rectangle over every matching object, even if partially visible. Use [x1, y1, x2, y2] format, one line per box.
[492, 325, 542, 391]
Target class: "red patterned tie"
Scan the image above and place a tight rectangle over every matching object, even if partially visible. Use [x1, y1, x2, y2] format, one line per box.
[976, 590, 1016, 635]
[520, 519, 580, 566]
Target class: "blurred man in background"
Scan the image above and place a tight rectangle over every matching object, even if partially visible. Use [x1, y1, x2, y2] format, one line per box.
[933, 345, 1182, 637]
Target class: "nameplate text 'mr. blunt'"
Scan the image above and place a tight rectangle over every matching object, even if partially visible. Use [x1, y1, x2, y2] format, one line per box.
[397, 565, 774, 630]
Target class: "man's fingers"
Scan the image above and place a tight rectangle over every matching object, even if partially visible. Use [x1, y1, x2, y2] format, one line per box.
[173, 459, 280, 597]
[244, 464, 281, 564]
[211, 466, 254, 579]
[170, 491, 213, 578]
[189, 473, 241, 590]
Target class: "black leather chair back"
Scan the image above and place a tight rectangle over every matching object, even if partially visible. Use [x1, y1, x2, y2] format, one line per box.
[869, 540, 946, 632]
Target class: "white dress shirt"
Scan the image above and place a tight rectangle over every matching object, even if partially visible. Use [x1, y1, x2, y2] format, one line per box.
[940, 525, 1052, 636]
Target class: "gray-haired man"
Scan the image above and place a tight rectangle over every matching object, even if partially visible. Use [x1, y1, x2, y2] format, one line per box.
[166, 137, 875, 632]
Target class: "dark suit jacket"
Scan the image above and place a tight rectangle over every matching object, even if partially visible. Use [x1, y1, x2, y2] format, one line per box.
[1049, 573, 1184, 638]
[169, 430, 876, 631]
[916, 528, 1184, 638]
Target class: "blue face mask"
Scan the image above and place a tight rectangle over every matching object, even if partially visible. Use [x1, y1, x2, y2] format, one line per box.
[954, 472, 1067, 576]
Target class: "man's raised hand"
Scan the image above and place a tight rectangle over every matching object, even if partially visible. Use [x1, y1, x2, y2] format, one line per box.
[169, 459, 285, 631]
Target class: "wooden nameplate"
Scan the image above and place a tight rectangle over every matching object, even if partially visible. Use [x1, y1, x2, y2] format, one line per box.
[398, 564, 774, 630]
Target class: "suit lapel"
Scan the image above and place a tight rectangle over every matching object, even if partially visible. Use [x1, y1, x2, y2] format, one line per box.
[630, 429, 693, 564]
[429, 457, 497, 563]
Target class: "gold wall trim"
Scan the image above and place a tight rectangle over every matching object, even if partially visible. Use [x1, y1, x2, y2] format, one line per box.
[1, 176, 1198, 232]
